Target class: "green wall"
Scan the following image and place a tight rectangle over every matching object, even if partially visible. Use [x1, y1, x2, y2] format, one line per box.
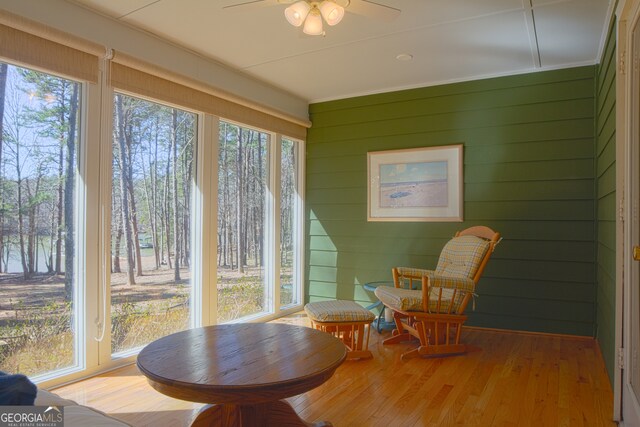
[306, 67, 597, 336]
[596, 17, 617, 383]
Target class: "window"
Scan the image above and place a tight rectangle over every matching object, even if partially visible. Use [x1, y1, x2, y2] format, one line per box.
[217, 122, 269, 322]
[0, 29, 306, 386]
[110, 93, 196, 355]
[216, 121, 304, 322]
[0, 62, 82, 378]
[280, 138, 301, 308]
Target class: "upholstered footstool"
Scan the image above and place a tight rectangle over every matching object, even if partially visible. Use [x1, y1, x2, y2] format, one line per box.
[304, 300, 375, 360]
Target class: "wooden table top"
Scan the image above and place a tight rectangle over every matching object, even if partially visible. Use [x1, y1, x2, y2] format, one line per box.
[137, 323, 347, 405]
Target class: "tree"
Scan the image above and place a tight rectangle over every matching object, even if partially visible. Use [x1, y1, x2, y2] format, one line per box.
[0, 63, 7, 273]
[236, 128, 244, 273]
[19, 71, 78, 278]
[171, 110, 180, 281]
[3, 77, 39, 279]
[63, 84, 78, 301]
[125, 127, 143, 278]
[114, 95, 135, 286]
[140, 118, 160, 269]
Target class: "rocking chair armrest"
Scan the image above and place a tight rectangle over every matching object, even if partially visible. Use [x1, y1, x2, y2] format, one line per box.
[420, 274, 475, 314]
[393, 267, 436, 289]
[422, 273, 475, 293]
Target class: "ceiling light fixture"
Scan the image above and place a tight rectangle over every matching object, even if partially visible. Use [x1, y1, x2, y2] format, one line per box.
[285, 0, 349, 36]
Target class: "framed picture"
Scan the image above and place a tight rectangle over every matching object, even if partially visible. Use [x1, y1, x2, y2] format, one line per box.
[367, 144, 463, 222]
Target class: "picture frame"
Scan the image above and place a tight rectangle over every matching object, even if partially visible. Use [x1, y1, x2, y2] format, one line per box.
[367, 144, 463, 222]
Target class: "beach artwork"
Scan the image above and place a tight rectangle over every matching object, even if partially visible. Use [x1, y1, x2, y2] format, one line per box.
[368, 144, 463, 222]
[379, 161, 448, 208]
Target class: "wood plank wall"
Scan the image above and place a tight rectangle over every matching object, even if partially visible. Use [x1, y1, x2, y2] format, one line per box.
[306, 66, 597, 336]
[596, 17, 617, 383]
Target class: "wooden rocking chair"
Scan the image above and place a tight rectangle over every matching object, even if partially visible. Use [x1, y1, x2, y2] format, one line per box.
[375, 226, 501, 360]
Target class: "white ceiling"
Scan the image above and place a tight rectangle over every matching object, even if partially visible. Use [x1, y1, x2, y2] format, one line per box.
[67, 0, 612, 103]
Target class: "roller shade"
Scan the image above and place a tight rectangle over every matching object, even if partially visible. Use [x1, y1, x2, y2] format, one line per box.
[0, 19, 99, 83]
[111, 57, 308, 140]
[0, 10, 308, 138]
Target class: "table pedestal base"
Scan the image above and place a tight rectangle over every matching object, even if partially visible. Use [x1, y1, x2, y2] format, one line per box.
[191, 400, 331, 427]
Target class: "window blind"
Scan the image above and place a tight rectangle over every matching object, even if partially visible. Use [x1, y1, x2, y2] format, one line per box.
[0, 12, 100, 83]
[110, 56, 308, 140]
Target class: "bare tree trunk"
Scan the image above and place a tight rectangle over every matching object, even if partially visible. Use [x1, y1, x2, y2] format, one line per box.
[143, 125, 159, 269]
[256, 135, 263, 267]
[18, 194, 28, 277]
[27, 181, 36, 275]
[27, 172, 43, 276]
[55, 131, 63, 274]
[236, 129, 244, 273]
[124, 124, 143, 277]
[219, 125, 229, 268]
[128, 179, 143, 277]
[113, 217, 122, 273]
[252, 146, 259, 268]
[163, 161, 172, 270]
[242, 132, 251, 269]
[63, 84, 78, 300]
[141, 157, 158, 269]
[171, 110, 181, 281]
[16, 142, 29, 278]
[228, 227, 233, 270]
[35, 233, 39, 273]
[47, 204, 55, 273]
[159, 195, 166, 267]
[152, 119, 160, 268]
[182, 145, 191, 267]
[0, 63, 7, 273]
[115, 95, 135, 286]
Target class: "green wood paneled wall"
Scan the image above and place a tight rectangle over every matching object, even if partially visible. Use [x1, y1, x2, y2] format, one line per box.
[307, 66, 597, 336]
[596, 17, 617, 384]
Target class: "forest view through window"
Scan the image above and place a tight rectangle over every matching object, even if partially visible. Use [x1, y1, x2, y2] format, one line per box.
[280, 138, 299, 307]
[0, 54, 302, 382]
[217, 122, 268, 322]
[0, 62, 81, 377]
[111, 93, 195, 354]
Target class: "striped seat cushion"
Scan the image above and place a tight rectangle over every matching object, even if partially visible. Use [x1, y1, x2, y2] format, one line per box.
[304, 300, 375, 323]
[375, 286, 467, 313]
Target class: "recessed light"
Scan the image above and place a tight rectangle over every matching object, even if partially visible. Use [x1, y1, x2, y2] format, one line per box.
[396, 53, 413, 61]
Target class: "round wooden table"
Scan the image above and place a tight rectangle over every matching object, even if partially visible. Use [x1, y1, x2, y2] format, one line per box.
[137, 323, 347, 427]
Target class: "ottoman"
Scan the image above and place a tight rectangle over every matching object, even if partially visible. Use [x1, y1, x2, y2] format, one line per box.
[304, 300, 375, 360]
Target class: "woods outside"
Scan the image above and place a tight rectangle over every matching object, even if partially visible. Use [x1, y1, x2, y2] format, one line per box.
[0, 62, 298, 377]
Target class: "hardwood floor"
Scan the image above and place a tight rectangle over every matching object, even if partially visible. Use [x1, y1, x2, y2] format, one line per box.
[53, 313, 615, 426]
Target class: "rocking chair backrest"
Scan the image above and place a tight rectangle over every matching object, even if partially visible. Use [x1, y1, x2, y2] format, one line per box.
[432, 226, 500, 314]
[435, 235, 491, 280]
[455, 226, 501, 284]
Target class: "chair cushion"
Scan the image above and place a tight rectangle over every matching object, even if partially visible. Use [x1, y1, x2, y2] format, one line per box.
[375, 286, 423, 312]
[375, 286, 466, 313]
[435, 235, 490, 279]
[304, 300, 375, 323]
